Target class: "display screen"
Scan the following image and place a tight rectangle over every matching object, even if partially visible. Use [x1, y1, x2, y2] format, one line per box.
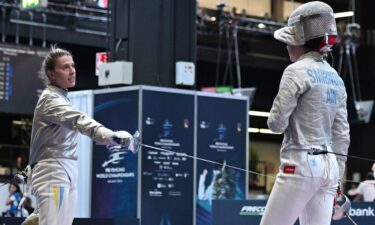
[84, 0, 108, 8]
[0, 44, 48, 115]
[21, 0, 47, 9]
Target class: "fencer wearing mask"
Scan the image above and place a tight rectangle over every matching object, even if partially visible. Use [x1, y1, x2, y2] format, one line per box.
[260, 2, 350, 225]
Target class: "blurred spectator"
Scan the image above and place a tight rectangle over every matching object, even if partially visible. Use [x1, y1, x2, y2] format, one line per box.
[240, 9, 247, 18]
[353, 171, 375, 202]
[231, 7, 238, 17]
[4, 181, 22, 217]
[264, 12, 271, 20]
[346, 183, 358, 200]
[197, 7, 211, 26]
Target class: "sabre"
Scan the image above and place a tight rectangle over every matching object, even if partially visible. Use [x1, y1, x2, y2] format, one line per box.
[310, 149, 375, 163]
[140, 142, 363, 224]
[1, 131, 367, 225]
[141, 142, 375, 183]
[140, 143, 275, 178]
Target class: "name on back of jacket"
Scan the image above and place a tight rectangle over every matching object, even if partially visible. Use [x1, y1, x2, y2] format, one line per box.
[307, 69, 344, 87]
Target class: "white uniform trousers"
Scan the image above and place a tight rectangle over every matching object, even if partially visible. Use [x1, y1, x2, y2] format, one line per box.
[31, 158, 77, 225]
[260, 149, 339, 225]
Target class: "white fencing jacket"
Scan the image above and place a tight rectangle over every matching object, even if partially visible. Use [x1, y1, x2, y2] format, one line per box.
[268, 51, 350, 179]
[30, 85, 116, 165]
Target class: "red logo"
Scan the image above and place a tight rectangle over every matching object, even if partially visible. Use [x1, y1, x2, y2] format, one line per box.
[283, 165, 296, 174]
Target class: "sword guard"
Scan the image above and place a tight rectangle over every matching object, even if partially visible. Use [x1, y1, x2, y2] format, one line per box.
[332, 194, 351, 221]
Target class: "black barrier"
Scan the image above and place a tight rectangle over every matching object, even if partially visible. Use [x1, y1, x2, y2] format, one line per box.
[212, 199, 375, 225]
[0, 218, 115, 225]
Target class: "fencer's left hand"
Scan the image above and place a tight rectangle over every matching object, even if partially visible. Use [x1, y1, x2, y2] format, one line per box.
[128, 131, 141, 153]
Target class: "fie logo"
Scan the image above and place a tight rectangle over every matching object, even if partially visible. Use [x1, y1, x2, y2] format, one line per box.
[102, 145, 127, 167]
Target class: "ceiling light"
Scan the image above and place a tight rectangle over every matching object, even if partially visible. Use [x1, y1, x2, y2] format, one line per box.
[258, 23, 266, 29]
[334, 11, 354, 19]
[248, 127, 281, 135]
[248, 127, 260, 133]
[248, 110, 270, 117]
[259, 129, 281, 135]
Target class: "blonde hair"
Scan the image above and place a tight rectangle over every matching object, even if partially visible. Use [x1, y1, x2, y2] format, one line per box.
[41, 44, 73, 86]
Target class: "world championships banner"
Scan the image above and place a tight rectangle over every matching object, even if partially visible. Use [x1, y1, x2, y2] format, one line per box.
[92, 90, 139, 219]
[196, 94, 247, 225]
[141, 89, 194, 225]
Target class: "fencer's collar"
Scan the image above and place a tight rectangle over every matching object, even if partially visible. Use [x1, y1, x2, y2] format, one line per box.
[298, 51, 324, 62]
[48, 84, 68, 97]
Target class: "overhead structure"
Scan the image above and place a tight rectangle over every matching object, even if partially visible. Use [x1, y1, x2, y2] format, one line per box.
[336, 0, 374, 124]
[212, 3, 284, 88]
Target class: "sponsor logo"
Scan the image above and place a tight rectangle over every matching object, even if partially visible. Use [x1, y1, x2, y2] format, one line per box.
[283, 165, 296, 174]
[349, 207, 375, 217]
[239, 206, 266, 216]
[102, 145, 126, 167]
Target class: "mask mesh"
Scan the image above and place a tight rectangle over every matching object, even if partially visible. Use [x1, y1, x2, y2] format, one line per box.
[302, 13, 337, 42]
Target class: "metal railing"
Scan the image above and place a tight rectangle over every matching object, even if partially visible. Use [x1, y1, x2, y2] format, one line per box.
[0, 1, 109, 39]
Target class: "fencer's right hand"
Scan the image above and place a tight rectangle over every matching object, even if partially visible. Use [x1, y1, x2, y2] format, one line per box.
[112, 130, 132, 147]
[128, 131, 141, 153]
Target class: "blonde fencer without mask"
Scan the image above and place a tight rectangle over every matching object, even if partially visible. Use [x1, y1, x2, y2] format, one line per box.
[22, 45, 135, 225]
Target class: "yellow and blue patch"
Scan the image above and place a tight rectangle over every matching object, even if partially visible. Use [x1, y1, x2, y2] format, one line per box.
[52, 185, 65, 210]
